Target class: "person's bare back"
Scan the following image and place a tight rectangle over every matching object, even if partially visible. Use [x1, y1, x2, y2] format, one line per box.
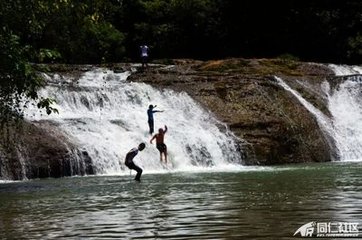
[150, 125, 168, 163]
[155, 131, 165, 144]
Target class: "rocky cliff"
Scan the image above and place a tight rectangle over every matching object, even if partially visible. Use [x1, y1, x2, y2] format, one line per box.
[0, 121, 94, 180]
[129, 58, 336, 165]
[0, 58, 338, 180]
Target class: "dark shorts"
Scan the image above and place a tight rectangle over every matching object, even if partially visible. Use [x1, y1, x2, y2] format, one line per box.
[125, 160, 134, 169]
[125, 160, 143, 181]
[156, 143, 167, 153]
[142, 56, 148, 64]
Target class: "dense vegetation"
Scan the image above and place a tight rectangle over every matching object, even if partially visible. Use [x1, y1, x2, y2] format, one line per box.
[1, 0, 361, 64]
[0, 0, 361, 123]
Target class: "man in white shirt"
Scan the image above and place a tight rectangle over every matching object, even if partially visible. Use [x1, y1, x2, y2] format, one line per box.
[140, 45, 149, 68]
[124, 143, 146, 181]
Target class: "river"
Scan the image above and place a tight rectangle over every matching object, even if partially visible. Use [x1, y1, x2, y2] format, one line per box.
[1, 162, 361, 239]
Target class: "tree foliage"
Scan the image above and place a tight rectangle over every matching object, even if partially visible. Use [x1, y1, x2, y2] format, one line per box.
[1, 0, 361, 64]
[0, 27, 41, 125]
[115, 0, 362, 63]
[0, 0, 361, 125]
[0, 1, 61, 125]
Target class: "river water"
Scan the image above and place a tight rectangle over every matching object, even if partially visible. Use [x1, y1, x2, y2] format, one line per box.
[1, 162, 361, 239]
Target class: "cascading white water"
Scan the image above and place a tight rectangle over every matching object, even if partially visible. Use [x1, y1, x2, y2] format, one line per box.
[325, 65, 362, 161]
[328, 64, 362, 76]
[25, 68, 243, 174]
[276, 62, 362, 161]
[274, 77, 338, 150]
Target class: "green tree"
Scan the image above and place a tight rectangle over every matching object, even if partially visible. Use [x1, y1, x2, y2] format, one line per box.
[0, 28, 57, 126]
[24, 0, 124, 63]
[0, 1, 60, 126]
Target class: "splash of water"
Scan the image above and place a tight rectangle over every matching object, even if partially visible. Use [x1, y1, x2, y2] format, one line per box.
[328, 64, 362, 76]
[325, 65, 362, 161]
[274, 77, 338, 154]
[26, 69, 243, 174]
[276, 62, 362, 162]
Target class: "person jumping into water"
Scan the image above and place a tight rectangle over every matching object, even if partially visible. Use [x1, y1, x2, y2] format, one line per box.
[150, 125, 168, 163]
[147, 104, 163, 135]
[124, 143, 146, 181]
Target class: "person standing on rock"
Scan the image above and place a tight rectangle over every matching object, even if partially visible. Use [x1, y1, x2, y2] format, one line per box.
[147, 104, 163, 135]
[150, 125, 168, 164]
[140, 45, 149, 68]
[124, 143, 146, 182]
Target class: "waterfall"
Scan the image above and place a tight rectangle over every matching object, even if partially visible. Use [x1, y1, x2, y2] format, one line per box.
[328, 64, 362, 76]
[25, 68, 243, 175]
[276, 62, 362, 161]
[325, 65, 362, 161]
[274, 77, 338, 155]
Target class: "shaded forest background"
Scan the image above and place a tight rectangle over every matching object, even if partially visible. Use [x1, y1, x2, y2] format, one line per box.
[0, 0, 361, 123]
[1, 0, 362, 64]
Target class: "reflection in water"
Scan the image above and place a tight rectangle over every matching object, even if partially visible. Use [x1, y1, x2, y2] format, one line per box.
[0, 163, 362, 239]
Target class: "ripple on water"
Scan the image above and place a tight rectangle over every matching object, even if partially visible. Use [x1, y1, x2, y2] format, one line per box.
[1, 163, 362, 239]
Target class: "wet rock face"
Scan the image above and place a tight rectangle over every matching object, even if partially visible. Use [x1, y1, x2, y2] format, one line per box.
[0, 59, 337, 180]
[129, 58, 336, 165]
[0, 121, 94, 180]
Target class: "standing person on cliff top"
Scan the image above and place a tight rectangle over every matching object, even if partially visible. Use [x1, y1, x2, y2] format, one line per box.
[124, 143, 146, 182]
[150, 125, 168, 164]
[140, 44, 149, 68]
[147, 104, 163, 135]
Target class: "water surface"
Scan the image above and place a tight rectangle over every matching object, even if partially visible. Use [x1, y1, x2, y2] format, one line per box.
[1, 162, 362, 239]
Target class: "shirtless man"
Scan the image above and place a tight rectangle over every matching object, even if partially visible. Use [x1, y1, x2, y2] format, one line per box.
[150, 125, 168, 163]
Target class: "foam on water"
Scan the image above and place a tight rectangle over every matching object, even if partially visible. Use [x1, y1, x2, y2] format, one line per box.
[25, 68, 243, 174]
